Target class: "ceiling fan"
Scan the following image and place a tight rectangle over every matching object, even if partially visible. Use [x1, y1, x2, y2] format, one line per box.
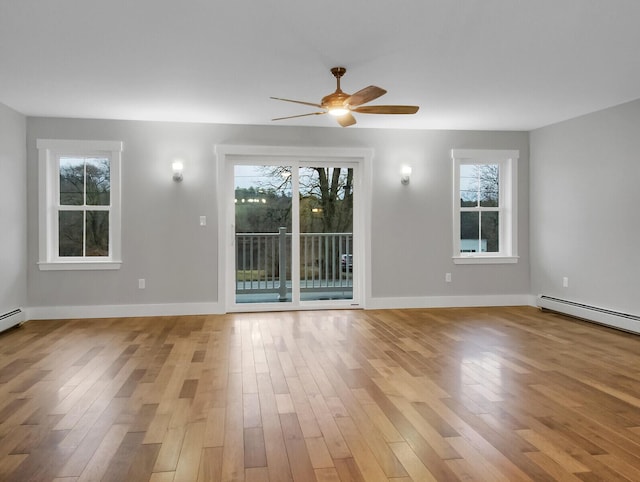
[270, 67, 419, 127]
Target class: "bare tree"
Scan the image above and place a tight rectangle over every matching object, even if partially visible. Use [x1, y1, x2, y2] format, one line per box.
[260, 166, 353, 233]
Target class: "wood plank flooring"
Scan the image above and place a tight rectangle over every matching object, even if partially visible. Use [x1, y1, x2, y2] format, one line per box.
[0, 306, 639, 481]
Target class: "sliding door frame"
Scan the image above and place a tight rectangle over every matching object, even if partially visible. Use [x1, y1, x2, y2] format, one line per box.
[215, 145, 373, 313]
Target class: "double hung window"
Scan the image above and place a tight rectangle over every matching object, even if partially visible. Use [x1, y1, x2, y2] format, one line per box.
[37, 139, 123, 270]
[452, 149, 518, 264]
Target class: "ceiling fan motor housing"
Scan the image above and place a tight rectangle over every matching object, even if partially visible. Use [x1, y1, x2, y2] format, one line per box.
[322, 91, 351, 110]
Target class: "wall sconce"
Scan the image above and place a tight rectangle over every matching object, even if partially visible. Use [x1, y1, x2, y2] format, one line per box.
[400, 165, 412, 185]
[172, 160, 184, 182]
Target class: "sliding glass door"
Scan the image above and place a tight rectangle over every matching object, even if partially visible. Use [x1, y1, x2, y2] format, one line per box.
[229, 160, 358, 310]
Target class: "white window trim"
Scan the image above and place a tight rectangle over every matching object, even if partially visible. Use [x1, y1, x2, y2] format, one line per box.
[37, 139, 123, 271]
[451, 149, 518, 265]
[215, 144, 373, 313]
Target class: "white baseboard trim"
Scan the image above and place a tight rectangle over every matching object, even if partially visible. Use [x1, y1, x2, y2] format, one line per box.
[367, 294, 533, 310]
[23, 295, 535, 321]
[26, 302, 223, 321]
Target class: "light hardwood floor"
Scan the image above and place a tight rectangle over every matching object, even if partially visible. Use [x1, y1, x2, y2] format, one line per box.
[1, 306, 639, 481]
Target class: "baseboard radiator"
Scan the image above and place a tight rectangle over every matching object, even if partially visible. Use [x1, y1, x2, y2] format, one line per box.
[0, 309, 25, 334]
[537, 295, 640, 335]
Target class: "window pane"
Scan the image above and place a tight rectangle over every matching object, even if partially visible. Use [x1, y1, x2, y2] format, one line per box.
[460, 211, 479, 253]
[234, 165, 292, 304]
[86, 211, 109, 256]
[59, 211, 83, 256]
[60, 157, 84, 205]
[299, 166, 354, 302]
[481, 211, 499, 252]
[86, 157, 110, 206]
[459, 164, 478, 207]
[479, 164, 499, 207]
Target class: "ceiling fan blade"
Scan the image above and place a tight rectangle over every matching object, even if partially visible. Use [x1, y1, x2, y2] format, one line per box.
[346, 86, 387, 107]
[270, 97, 323, 108]
[272, 112, 326, 121]
[352, 105, 419, 115]
[336, 112, 356, 127]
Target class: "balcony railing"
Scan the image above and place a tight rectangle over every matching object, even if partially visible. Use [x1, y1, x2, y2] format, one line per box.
[235, 229, 353, 301]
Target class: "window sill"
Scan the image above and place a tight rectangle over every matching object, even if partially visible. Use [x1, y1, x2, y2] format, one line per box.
[452, 256, 519, 265]
[38, 261, 122, 271]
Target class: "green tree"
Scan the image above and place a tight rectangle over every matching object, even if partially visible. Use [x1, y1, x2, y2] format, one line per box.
[234, 187, 292, 233]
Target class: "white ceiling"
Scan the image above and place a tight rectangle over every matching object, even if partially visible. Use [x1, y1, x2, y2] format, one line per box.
[2, 0, 640, 131]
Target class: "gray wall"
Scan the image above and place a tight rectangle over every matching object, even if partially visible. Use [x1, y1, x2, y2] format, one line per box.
[26, 118, 530, 309]
[0, 103, 27, 315]
[530, 98, 640, 315]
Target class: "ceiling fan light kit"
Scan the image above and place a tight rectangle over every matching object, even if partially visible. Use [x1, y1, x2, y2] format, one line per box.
[271, 67, 419, 127]
[328, 107, 349, 117]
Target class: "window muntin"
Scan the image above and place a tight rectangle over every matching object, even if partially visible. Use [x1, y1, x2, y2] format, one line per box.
[452, 149, 518, 264]
[37, 139, 122, 270]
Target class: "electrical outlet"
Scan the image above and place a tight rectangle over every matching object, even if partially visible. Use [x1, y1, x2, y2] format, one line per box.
[200, 215, 207, 226]
[138, 278, 146, 289]
[445, 272, 452, 283]
[562, 277, 569, 288]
